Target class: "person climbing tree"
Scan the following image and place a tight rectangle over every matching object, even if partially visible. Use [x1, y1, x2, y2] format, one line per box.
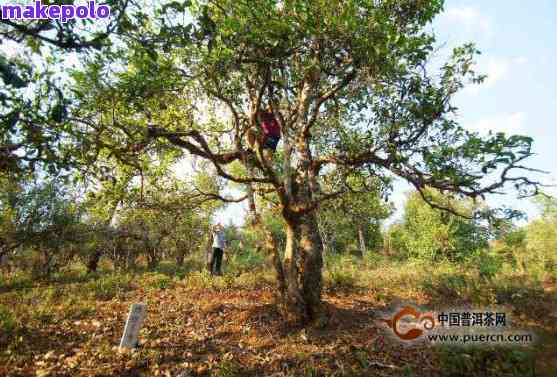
[247, 106, 281, 155]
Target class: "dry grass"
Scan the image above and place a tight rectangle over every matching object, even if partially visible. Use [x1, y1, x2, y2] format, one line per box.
[0, 257, 556, 377]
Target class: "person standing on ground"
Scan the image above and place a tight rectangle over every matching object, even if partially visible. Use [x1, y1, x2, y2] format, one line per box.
[208, 224, 226, 276]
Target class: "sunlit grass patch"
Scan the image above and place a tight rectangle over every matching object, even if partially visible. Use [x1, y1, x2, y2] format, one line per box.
[183, 270, 215, 290]
[231, 270, 274, 289]
[215, 359, 242, 377]
[147, 260, 198, 280]
[142, 272, 176, 290]
[84, 274, 135, 301]
[325, 266, 359, 291]
[58, 296, 96, 320]
[0, 304, 17, 340]
[226, 250, 267, 276]
[437, 345, 535, 377]
[0, 270, 34, 291]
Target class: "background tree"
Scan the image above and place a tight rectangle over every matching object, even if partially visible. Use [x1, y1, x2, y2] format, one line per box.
[0, 177, 26, 269]
[387, 189, 489, 261]
[524, 195, 557, 274]
[317, 175, 392, 255]
[0, 179, 84, 277]
[78, 150, 222, 271]
[114, 172, 219, 269]
[0, 0, 192, 179]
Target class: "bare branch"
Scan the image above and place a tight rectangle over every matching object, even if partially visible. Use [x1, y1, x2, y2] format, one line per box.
[304, 70, 356, 136]
[193, 186, 248, 203]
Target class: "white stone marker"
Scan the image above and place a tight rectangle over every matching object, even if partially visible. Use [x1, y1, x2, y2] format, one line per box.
[119, 303, 147, 348]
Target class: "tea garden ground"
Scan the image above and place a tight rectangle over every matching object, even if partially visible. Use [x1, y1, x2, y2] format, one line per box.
[1, 254, 556, 377]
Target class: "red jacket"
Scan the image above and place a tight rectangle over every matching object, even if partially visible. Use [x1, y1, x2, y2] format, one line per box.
[259, 112, 281, 138]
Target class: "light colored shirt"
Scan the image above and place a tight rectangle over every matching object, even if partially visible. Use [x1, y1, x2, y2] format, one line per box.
[212, 230, 226, 249]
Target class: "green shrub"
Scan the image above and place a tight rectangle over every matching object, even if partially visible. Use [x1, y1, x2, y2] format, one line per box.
[85, 274, 134, 300]
[144, 273, 174, 290]
[438, 346, 534, 377]
[184, 270, 214, 289]
[216, 360, 241, 377]
[153, 261, 192, 279]
[59, 296, 95, 319]
[327, 269, 357, 290]
[0, 304, 16, 338]
[384, 222, 409, 258]
[386, 190, 488, 262]
[43, 285, 65, 302]
[0, 270, 33, 291]
[226, 250, 266, 275]
[421, 271, 492, 304]
[364, 251, 386, 267]
[326, 259, 359, 290]
[544, 259, 556, 273]
[423, 273, 467, 296]
[30, 302, 55, 324]
[233, 270, 273, 289]
[51, 267, 91, 285]
[469, 250, 504, 281]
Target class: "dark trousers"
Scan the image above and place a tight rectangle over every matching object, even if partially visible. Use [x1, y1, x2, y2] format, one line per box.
[208, 247, 223, 275]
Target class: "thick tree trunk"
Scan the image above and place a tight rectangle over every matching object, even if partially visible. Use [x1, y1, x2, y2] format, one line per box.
[176, 251, 185, 266]
[86, 199, 121, 273]
[147, 248, 159, 269]
[87, 249, 102, 273]
[244, 99, 326, 323]
[278, 211, 324, 324]
[0, 250, 7, 271]
[113, 244, 125, 271]
[0, 249, 13, 274]
[41, 249, 55, 278]
[176, 239, 189, 266]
